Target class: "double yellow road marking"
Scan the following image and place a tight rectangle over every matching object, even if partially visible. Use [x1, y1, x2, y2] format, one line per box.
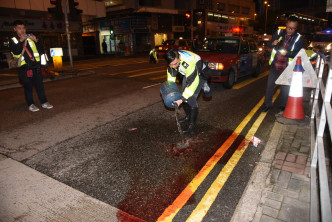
[157, 89, 280, 222]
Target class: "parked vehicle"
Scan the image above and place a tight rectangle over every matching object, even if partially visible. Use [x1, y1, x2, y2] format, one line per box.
[155, 39, 192, 56]
[309, 30, 332, 57]
[196, 36, 264, 88]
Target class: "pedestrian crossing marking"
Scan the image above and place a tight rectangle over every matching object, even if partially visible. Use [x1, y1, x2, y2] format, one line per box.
[149, 75, 166, 80]
[157, 89, 280, 222]
[0, 74, 17, 77]
[128, 70, 164, 77]
[109, 66, 164, 76]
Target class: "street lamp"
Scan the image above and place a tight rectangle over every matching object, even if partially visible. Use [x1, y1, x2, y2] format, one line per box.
[264, 2, 270, 34]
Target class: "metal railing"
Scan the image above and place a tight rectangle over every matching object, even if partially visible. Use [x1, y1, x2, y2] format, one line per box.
[310, 53, 332, 222]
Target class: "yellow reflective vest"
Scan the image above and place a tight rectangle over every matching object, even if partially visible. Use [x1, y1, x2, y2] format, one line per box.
[11, 37, 41, 67]
[269, 29, 302, 65]
[167, 50, 201, 100]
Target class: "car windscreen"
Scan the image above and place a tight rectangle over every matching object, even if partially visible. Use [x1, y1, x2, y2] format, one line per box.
[163, 40, 175, 45]
[199, 38, 240, 53]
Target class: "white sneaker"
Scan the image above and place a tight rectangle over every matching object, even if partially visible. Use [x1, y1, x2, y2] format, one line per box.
[41, 102, 53, 109]
[29, 104, 40, 112]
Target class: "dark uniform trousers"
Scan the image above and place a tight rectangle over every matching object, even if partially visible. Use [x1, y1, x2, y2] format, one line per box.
[18, 67, 47, 106]
[264, 65, 290, 108]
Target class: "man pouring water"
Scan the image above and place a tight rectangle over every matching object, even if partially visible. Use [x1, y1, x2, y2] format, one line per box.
[164, 49, 211, 134]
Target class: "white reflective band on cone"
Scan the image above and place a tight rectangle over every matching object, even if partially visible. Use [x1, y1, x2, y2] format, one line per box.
[289, 71, 303, 97]
[41, 54, 47, 65]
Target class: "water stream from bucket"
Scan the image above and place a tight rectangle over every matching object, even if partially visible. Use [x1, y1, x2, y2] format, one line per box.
[175, 106, 185, 144]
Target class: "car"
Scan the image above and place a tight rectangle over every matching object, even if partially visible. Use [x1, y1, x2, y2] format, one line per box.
[155, 39, 192, 56]
[195, 36, 264, 88]
[257, 40, 271, 58]
[308, 31, 332, 57]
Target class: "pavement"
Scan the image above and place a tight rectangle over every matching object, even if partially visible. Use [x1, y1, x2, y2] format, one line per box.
[0, 65, 312, 221]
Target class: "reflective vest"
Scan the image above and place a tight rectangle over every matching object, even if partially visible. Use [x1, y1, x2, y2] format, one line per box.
[167, 50, 201, 100]
[269, 30, 302, 65]
[11, 37, 41, 66]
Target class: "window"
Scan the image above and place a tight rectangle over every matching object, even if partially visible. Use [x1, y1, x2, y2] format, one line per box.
[240, 40, 249, 54]
[139, 0, 161, 7]
[217, 3, 226, 11]
[228, 4, 240, 13]
[249, 40, 258, 52]
[241, 7, 249, 15]
[105, 0, 123, 7]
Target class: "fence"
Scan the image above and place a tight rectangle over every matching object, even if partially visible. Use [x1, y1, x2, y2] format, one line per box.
[310, 53, 332, 221]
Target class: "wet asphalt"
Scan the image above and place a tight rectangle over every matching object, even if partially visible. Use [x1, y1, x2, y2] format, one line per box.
[21, 73, 276, 221]
[0, 56, 278, 221]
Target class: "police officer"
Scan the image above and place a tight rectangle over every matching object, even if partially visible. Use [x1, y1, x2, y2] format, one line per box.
[165, 49, 210, 134]
[262, 16, 303, 112]
[149, 48, 158, 64]
[10, 20, 53, 112]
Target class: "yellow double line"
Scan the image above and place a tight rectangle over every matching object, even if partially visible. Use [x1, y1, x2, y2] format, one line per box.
[157, 89, 280, 222]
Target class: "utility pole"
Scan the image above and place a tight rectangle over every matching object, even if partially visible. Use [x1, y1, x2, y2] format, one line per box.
[63, 0, 74, 71]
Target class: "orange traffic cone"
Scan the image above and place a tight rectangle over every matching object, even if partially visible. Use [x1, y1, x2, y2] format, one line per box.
[283, 56, 305, 120]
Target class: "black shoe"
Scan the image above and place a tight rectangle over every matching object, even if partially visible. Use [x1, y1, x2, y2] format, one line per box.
[280, 106, 285, 111]
[262, 105, 271, 112]
[182, 107, 198, 134]
[179, 103, 191, 124]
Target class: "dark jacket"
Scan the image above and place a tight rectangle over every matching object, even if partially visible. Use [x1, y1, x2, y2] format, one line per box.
[268, 29, 303, 66]
[9, 37, 45, 70]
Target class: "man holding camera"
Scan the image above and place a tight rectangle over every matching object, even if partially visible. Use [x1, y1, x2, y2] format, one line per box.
[10, 20, 53, 112]
[262, 16, 303, 112]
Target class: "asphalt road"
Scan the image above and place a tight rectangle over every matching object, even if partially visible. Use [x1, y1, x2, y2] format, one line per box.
[0, 56, 279, 221]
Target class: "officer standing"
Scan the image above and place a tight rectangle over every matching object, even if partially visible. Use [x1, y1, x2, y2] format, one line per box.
[262, 16, 303, 112]
[149, 48, 158, 63]
[165, 49, 210, 134]
[10, 20, 53, 112]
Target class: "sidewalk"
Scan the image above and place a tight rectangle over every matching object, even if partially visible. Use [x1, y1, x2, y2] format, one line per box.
[231, 121, 311, 222]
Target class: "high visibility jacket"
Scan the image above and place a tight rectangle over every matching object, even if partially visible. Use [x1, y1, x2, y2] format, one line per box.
[167, 50, 201, 101]
[10, 37, 47, 67]
[269, 29, 303, 66]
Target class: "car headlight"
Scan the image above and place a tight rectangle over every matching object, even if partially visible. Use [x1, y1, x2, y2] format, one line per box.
[208, 62, 224, 70]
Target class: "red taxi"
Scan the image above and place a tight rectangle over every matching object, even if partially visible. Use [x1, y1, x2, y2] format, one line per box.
[155, 39, 192, 56]
[196, 37, 264, 88]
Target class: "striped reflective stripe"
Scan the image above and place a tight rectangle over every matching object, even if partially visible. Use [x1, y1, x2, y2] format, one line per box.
[12, 37, 18, 44]
[34, 53, 40, 57]
[168, 76, 176, 82]
[183, 88, 194, 99]
[11, 52, 21, 59]
[41, 54, 47, 65]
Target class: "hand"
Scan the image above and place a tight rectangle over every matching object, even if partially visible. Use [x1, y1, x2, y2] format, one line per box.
[173, 99, 183, 107]
[272, 40, 279, 46]
[29, 34, 38, 42]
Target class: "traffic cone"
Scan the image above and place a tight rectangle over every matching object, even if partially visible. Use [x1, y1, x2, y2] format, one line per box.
[283, 56, 305, 119]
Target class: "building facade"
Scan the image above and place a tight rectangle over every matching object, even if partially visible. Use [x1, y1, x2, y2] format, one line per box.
[0, 0, 105, 61]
